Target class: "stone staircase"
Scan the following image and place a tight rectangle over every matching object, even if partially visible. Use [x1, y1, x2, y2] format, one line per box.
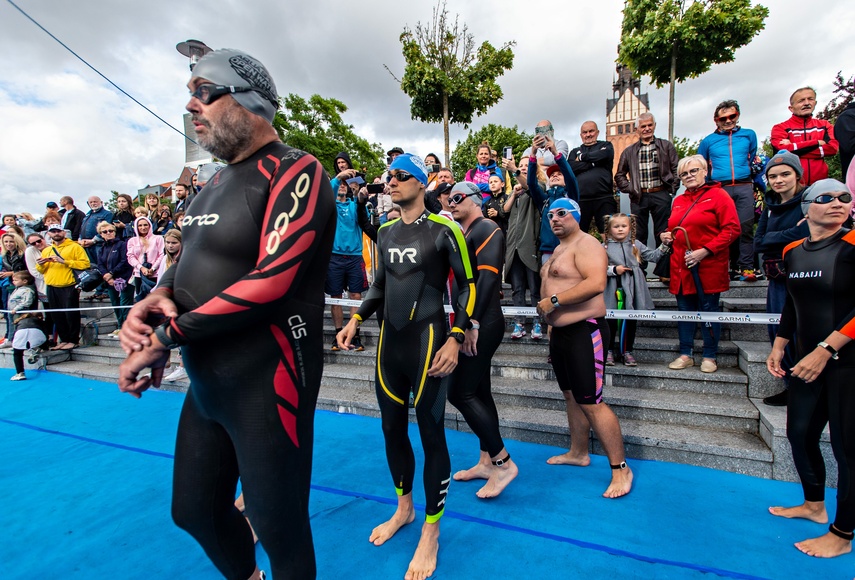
[1, 281, 836, 485]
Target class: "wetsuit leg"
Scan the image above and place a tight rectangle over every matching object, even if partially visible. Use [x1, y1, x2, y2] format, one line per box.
[786, 376, 829, 503]
[172, 390, 256, 580]
[827, 366, 855, 533]
[448, 316, 505, 456]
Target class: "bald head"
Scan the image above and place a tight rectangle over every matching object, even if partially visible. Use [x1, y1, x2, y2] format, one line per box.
[580, 121, 599, 146]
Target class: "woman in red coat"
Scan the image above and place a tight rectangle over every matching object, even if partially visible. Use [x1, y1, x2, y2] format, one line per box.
[660, 155, 741, 373]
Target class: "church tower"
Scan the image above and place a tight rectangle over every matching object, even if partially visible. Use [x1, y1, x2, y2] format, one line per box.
[606, 63, 650, 171]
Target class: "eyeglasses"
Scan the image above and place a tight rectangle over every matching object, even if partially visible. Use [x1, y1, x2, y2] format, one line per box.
[812, 192, 853, 204]
[189, 83, 259, 105]
[678, 167, 703, 179]
[716, 113, 739, 122]
[385, 171, 415, 183]
[547, 208, 575, 220]
[449, 192, 479, 205]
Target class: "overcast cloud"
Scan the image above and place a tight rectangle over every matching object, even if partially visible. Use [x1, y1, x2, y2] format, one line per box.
[1, 0, 852, 215]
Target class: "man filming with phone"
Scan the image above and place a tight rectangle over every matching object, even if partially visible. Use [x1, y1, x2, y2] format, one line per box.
[533, 120, 570, 166]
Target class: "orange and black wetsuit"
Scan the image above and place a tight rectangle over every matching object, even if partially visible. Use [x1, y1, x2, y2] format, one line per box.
[158, 142, 335, 579]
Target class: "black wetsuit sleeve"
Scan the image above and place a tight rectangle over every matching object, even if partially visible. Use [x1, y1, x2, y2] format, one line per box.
[356, 201, 377, 243]
[470, 222, 504, 323]
[443, 221, 475, 333]
[170, 157, 334, 342]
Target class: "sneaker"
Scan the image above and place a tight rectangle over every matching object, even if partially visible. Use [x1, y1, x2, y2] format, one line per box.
[605, 351, 615, 366]
[730, 270, 741, 281]
[739, 269, 757, 282]
[350, 335, 365, 352]
[623, 352, 638, 366]
[0, 340, 13, 349]
[511, 324, 526, 339]
[763, 390, 788, 407]
[754, 269, 765, 281]
[10, 372, 26, 381]
[330, 337, 340, 351]
[164, 366, 188, 382]
[531, 322, 543, 340]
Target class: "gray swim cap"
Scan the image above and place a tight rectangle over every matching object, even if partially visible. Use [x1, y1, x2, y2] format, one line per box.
[191, 48, 279, 122]
[801, 178, 850, 215]
[450, 181, 483, 206]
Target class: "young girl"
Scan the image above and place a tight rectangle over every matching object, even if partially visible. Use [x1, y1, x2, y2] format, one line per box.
[603, 213, 664, 366]
[483, 174, 509, 234]
[8, 271, 46, 381]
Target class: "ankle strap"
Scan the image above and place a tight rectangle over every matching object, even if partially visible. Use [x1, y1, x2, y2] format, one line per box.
[829, 524, 855, 541]
[492, 454, 511, 467]
[610, 461, 628, 470]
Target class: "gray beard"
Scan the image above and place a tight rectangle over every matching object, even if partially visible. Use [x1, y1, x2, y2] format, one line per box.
[195, 106, 254, 163]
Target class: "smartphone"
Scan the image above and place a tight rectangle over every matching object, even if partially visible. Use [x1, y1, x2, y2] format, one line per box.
[427, 164, 441, 173]
[502, 147, 513, 159]
[366, 183, 385, 194]
[534, 126, 550, 136]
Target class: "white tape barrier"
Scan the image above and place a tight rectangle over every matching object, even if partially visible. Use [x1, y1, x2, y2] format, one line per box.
[3, 300, 779, 325]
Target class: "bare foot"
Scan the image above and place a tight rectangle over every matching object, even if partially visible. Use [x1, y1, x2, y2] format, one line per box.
[476, 461, 519, 499]
[603, 465, 633, 498]
[769, 501, 828, 523]
[453, 462, 493, 481]
[369, 506, 415, 546]
[795, 531, 852, 558]
[546, 451, 591, 466]
[405, 522, 439, 580]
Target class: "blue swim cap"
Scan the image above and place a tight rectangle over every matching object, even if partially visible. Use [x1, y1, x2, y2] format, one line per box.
[389, 153, 428, 186]
[548, 197, 581, 222]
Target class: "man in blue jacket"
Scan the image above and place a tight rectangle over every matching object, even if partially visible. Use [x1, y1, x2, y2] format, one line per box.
[698, 99, 759, 281]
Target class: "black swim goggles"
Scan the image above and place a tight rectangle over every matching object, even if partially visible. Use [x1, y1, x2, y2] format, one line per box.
[385, 171, 416, 183]
[811, 192, 852, 204]
[449, 192, 480, 205]
[189, 83, 260, 105]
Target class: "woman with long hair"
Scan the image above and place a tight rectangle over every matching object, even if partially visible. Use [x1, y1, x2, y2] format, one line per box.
[1, 232, 28, 346]
[113, 194, 135, 240]
[154, 205, 175, 236]
[144, 193, 161, 217]
[465, 141, 505, 200]
[160, 229, 188, 383]
[126, 217, 164, 303]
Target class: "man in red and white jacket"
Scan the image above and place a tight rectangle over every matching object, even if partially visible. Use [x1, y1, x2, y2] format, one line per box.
[771, 87, 839, 186]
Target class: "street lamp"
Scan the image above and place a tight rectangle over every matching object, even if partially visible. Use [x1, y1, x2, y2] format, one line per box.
[176, 40, 212, 71]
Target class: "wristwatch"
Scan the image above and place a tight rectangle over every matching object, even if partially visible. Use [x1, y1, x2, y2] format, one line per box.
[817, 341, 839, 360]
[154, 320, 182, 350]
[469, 321, 481, 331]
[551, 295, 560, 308]
[449, 331, 466, 344]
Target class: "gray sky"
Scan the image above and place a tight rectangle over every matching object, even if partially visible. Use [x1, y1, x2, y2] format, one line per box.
[1, 0, 852, 216]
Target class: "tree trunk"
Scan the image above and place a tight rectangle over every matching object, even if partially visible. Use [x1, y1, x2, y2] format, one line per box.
[443, 91, 450, 166]
[668, 44, 676, 142]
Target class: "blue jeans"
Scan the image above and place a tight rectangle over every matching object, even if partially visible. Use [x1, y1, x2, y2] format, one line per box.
[675, 292, 721, 359]
[107, 284, 135, 328]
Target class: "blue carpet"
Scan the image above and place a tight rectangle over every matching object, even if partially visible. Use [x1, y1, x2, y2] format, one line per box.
[0, 369, 852, 579]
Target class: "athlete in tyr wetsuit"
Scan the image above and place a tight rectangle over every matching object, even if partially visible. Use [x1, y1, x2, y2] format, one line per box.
[118, 48, 335, 580]
[768, 179, 855, 557]
[338, 154, 473, 580]
[446, 181, 518, 497]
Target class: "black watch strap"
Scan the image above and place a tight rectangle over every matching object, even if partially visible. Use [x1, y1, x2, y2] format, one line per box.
[154, 321, 181, 350]
[449, 331, 465, 344]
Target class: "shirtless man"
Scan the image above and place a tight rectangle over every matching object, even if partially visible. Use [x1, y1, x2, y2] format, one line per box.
[536, 197, 633, 499]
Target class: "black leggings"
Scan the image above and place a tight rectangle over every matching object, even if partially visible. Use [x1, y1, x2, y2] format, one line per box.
[376, 319, 450, 522]
[787, 364, 855, 533]
[607, 319, 637, 355]
[448, 315, 505, 456]
[171, 334, 322, 579]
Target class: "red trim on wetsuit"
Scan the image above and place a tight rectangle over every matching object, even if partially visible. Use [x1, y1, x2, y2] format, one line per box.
[271, 323, 300, 447]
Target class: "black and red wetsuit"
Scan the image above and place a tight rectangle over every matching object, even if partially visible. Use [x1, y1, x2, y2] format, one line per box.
[448, 216, 507, 457]
[158, 141, 335, 579]
[354, 211, 474, 522]
[780, 228, 855, 536]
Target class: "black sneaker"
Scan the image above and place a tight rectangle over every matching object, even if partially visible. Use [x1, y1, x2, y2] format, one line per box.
[351, 335, 364, 352]
[330, 337, 340, 351]
[763, 390, 788, 407]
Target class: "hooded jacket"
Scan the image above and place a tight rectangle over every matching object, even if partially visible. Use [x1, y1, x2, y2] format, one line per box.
[754, 187, 809, 262]
[329, 151, 354, 194]
[126, 217, 165, 279]
[527, 153, 580, 254]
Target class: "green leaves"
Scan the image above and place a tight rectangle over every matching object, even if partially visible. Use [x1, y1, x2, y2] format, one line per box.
[273, 93, 385, 178]
[449, 124, 533, 182]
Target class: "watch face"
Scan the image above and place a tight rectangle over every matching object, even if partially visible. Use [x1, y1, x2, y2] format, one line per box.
[551, 295, 559, 306]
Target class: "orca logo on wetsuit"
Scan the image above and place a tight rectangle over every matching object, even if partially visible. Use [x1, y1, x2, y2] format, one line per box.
[182, 214, 220, 227]
[388, 248, 418, 264]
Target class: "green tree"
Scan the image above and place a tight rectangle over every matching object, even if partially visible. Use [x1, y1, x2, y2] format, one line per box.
[389, 0, 515, 165]
[619, 0, 769, 141]
[449, 124, 532, 183]
[672, 136, 700, 159]
[273, 94, 385, 178]
[816, 71, 853, 181]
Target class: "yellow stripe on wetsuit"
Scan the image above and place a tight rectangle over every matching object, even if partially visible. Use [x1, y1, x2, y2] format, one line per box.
[376, 321, 405, 405]
[413, 323, 434, 407]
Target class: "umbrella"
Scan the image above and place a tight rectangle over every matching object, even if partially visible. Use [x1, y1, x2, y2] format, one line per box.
[672, 226, 714, 339]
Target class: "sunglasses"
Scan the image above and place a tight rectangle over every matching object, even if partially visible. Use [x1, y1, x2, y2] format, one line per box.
[449, 192, 479, 205]
[678, 167, 703, 179]
[189, 83, 260, 105]
[716, 113, 739, 122]
[385, 171, 415, 183]
[547, 208, 575, 220]
[101, 229, 117, 234]
[29, 239, 45, 245]
[812, 192, 853, 204]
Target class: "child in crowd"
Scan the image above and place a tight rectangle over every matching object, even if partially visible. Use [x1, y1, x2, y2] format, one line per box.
[602, 213, 664, 366]
[8, 271, 46, 381]
[483, 174, 509, 234]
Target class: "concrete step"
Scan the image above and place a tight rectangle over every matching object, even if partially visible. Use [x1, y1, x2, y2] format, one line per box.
[27, 358, 189, 393]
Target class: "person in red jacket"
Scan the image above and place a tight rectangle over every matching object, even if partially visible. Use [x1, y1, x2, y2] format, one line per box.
[771, 87, 839, 186]
[660, 155, 741, 374]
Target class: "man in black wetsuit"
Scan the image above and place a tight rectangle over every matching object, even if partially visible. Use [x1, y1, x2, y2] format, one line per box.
[337, 154, 474, 580]
[446, 182, 519, 498]
[767, 178, 855, 559]
[118, 48, 335, 579]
